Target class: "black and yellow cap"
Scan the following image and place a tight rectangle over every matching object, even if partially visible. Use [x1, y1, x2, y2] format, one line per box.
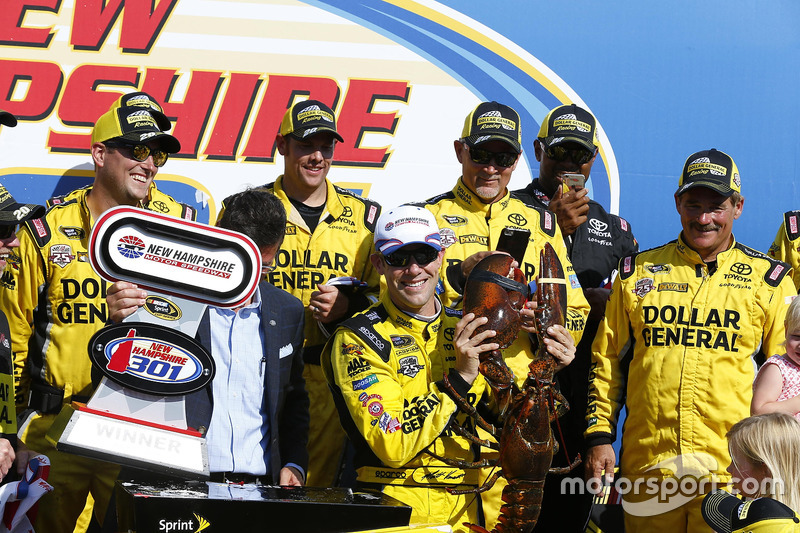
[280, 99, 343, 142]
[537, 103, 597, 152]
[461, 101, 522, 153]
[0, 183, 45, 224]
[676, 148, 740, 197]
[108, 92, 172, 131]
[92, 106, 180, 153]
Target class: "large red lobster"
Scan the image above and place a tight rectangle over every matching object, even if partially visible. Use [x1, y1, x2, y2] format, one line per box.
[429, 242, 579, 533]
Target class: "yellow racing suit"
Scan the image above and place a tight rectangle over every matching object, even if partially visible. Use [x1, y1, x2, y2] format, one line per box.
[586, 234, 794, 532]
[1, 186, 195, 532]
[257, 176, 381, 487]
[47, 182, 197, 221]
[322, 295, 490, 532]
[418, 178, 591, 528]
[768, 210, 800, 291]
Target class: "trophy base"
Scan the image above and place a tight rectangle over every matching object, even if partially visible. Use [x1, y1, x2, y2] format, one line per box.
[116, 481, 413, 533]
[47, 404, 209, 480]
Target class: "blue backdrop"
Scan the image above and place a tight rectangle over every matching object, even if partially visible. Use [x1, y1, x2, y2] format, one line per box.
[438, 0, 800, 253]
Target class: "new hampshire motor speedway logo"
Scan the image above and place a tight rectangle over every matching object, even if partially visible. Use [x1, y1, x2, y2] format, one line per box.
[561, 453, 786, 516]
[116, 234, 237, 279]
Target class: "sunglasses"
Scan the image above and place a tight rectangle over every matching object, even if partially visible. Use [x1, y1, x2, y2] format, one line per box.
[466, 145, 518, 168]
[261, 263, 276, 278]
[382, 247, 439, 268]
[542, 142, 595, 166]
[106, 142, 169, 167]
[0, 224, 16, 240]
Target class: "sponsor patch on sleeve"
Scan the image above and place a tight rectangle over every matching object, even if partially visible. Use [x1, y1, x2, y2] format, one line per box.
[352, 373, 379, 391]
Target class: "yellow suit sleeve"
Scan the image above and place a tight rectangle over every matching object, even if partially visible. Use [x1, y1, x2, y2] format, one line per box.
[328, 328, 483, 468]
[767, 222, 800, 291]
[760, 273, 796, 358]
[1, 227, 43, 412]
[585, 272, 629, 439]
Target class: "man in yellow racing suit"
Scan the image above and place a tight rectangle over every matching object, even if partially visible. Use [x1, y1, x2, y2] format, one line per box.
[324, 205, 579, 530]
[768, 210, 800, 291]
[225, 99, 381, 487]
[324, 206, 491, 530]
[417, 101, 590, 528]
[585, 149, 795, 533]
[1, 100, 194, 533]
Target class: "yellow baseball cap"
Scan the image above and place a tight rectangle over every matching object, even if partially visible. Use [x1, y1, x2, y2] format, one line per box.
[91, 106, 180, 153]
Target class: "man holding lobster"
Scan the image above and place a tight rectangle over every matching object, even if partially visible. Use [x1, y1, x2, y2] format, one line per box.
[418, 100, 590, 530]
[322, 205, 576, 531]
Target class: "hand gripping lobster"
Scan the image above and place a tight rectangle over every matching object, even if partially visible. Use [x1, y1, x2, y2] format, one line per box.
[429, 243, 580, 533]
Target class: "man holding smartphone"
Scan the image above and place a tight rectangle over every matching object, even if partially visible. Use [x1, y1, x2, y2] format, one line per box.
[418, 101, 591, 530]
[513, 103, 638, 531]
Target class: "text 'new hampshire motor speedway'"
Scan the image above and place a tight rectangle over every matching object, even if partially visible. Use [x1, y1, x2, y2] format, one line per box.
[144, 244, 235, 279]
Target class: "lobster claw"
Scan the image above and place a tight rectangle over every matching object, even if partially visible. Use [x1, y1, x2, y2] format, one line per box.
[464, 254, 528, 349]
[533, 242, 567, 338]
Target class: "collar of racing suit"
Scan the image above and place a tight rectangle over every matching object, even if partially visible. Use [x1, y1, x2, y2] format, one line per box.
[380, 292, 444, 339]
[675, 232, 737, 272]
[273, 174, 345, 224]
[451, 178, 512, 219]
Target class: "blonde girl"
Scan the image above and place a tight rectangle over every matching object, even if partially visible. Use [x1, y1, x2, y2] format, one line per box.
[726, 413, 800, 512]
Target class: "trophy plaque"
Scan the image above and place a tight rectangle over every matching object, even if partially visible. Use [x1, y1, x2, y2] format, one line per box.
[47, 206, 261, 479]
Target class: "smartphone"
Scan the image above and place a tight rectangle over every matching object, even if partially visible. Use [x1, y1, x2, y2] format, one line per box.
[562, 173, 586, 190]
[496, 227, 531, 264]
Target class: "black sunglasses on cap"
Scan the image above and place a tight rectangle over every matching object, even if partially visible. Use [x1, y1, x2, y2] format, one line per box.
[541, 140, 595, 166]
[0, 224, 16, 240]
[464, 144, 518, 168]
[105, 141, 169, 167]
[382, 247, 439, 268]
